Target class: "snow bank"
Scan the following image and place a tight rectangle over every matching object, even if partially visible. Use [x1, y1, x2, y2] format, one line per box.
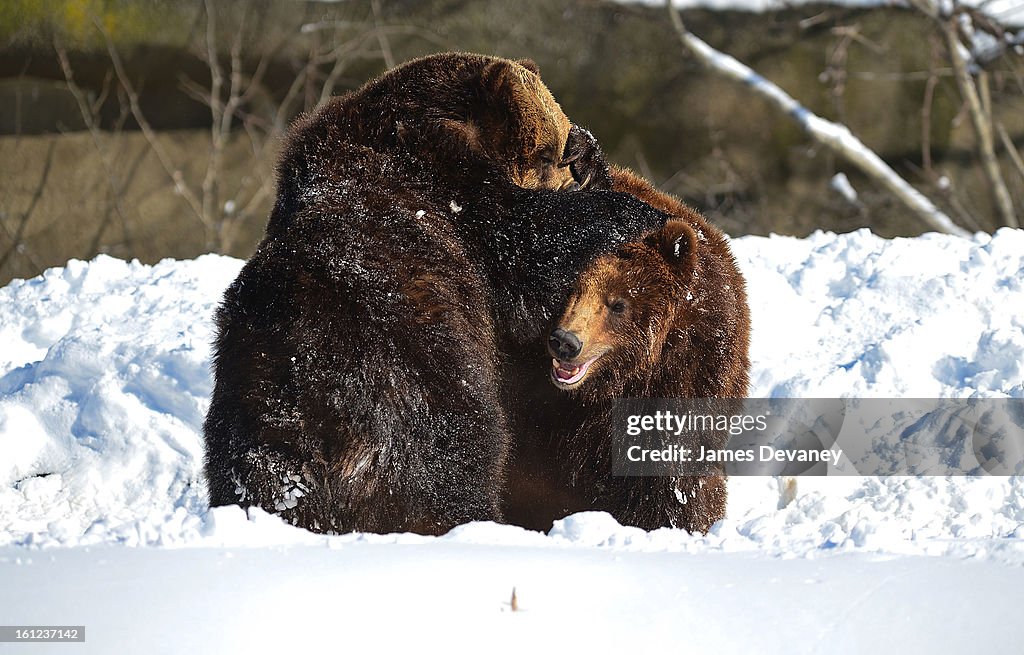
[738, 229, 1024, 398]
[0, 255, 239, 547]
[1, 229, 1024, 559]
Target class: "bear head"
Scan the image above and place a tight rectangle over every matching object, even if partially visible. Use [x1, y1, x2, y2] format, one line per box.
[273, 54, 579, 224]
[454, 57, 577, 190]
[547, 220, 699, 397]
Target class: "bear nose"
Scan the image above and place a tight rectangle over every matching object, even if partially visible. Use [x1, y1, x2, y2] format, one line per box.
[549, 328, 583, 361]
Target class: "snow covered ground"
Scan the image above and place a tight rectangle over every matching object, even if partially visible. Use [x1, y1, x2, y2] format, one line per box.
[2, 228, 1023, 653]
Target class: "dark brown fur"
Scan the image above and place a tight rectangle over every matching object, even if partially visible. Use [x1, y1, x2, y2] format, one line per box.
[271, 53, 575, 229]
[203, 55, 669, 535]
[504, 165, 751, 533]
[204, 54, 573, 535]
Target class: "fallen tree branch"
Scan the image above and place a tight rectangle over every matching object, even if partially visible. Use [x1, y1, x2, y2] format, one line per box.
[666, 1, 971, 237]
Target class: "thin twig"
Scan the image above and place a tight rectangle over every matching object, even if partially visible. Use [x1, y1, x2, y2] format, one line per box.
[921, 38, 940, 175]
[370, 0, 395, 70]
[0, 140, 54, 271]
[940, 16, 1018, 227]
[995, 122, 1024, 185]
[95, 18, 206, 227]
[55, 40, 137, 252]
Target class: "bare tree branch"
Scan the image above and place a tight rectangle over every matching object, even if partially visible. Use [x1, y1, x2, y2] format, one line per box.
[370, 0, 396, 70]
[666, 1, 971, 237]
[921, 38, 941, 176]
[55, 40, 136, 254]
[996, 122, 1024, 186]
[0, 141, 54, 271]
[72, 3, 391, 255]
[95, 19, 207, 230]
[199, 0, 230, 249]
[939, 16, 1018, 228]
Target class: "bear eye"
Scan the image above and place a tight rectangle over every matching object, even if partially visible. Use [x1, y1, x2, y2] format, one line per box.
[609, 299, 628, 315]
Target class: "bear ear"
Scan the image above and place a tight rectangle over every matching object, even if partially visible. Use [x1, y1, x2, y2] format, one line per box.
[515, 58, 541, 77]
[480, 59, 537, 151]
[481, 60, 522, 103]
[657, 221, 699, 274]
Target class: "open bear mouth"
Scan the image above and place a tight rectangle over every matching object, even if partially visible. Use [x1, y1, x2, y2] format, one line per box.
[550, 355, 601, 388]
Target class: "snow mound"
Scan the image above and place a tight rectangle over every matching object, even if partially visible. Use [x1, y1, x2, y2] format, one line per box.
[1, 230, 1023, 560]
[736, 229, 1024, 398]
[0, 255, 240, 547]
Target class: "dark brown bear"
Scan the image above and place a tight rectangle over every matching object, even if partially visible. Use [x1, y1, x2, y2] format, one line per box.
[203, 54, 668, 535]
[504, 132, 750, 533]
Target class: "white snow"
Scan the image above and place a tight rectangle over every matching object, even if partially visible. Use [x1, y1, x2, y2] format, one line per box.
[830, 172, 859, 204]
[3, 542, 1023, 653]
[2, 229, 1024, 652]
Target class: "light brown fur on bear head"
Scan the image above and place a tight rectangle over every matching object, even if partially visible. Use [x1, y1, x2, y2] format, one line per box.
[550, 221, 699, 391]
[462, 57, 574, 190]
[549, 167, 751, 401]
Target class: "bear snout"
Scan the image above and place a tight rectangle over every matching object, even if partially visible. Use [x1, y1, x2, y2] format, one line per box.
[549, 327, 583, 361]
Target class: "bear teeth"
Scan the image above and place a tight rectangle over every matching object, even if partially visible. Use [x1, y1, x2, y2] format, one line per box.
[553, 358, 579, 374]
[552, 356, 601, 386]
[553, 359, 583, 381]
[556, 367, 579, 380]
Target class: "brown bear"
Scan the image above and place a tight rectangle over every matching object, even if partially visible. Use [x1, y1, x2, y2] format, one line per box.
[202, 54, 668, 535]
[504, 130, 751, 533]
